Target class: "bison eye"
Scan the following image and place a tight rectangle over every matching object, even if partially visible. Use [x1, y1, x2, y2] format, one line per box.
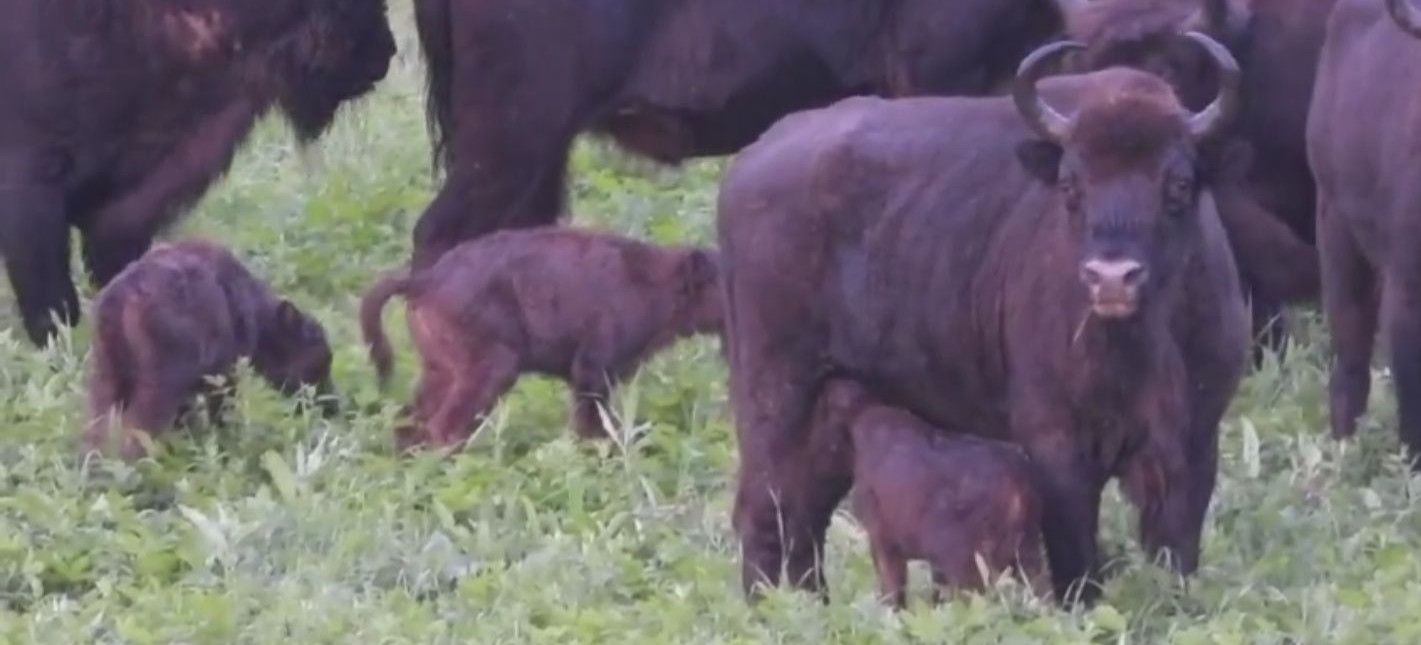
[1058, 177, 1082, 211]
[1165, 176, 1194, 215]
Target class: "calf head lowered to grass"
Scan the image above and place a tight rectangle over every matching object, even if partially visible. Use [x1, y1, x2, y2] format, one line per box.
[360, 226, 724, 451]
[82, 239, 334, 460]
[812, 380, 1048, 608]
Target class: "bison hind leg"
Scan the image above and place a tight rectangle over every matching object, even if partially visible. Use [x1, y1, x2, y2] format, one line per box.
[1317, 197, 1378, 441]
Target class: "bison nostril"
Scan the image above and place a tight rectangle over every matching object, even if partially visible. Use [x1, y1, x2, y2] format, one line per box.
[1080, 259, 1147, 289]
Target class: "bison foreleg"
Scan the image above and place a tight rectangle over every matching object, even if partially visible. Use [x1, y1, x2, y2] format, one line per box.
[0, 176, 79, 346]
[1318, 196, 1378, 441]
[1381, 274, 1421, 468]
[1120, 360, 1202, 577]
[1020, 445, 1104, 604]
[80, 100, 261, 287]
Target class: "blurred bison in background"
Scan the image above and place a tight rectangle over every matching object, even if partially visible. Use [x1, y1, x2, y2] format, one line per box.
[717, 37, 1249, 603]
[1307, 0, 1421, 463]
[406, 0, 1066, 269]
[1051, 0, 1338, 358]
[0, 0, 394, 346]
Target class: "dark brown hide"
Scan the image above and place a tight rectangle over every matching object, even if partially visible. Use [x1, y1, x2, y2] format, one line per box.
[1056, 0, 1336, 359]
[812, 380, 1047, 608]
[717, 65, 1249, 602]
[406, 0, 1064, 269]
[1307, 0, 1421, 464]
[359, 227, 723, 450]
[82, 239, 334, 461]
[0, 0, 394, 347]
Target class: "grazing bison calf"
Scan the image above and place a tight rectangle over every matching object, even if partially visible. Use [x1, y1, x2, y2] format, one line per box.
[359, 227, 723, 449]
[718, 36, 1250, 603]
[813, 380, 1046, 608]
[82, 239, 334, 460]
[1307, 0, 1421, 464]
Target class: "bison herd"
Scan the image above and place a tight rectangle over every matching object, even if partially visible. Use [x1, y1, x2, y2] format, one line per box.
[4, 0, 1421, 609]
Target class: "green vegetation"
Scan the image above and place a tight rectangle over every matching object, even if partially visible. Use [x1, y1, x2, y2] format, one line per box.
[4, 5, 1421, 644]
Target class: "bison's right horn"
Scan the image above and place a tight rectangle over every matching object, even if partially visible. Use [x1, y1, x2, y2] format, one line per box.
[1181, 31, 1241, 141]
[1387, 0, 1421, 39]
[1012, 39, 1084, 144]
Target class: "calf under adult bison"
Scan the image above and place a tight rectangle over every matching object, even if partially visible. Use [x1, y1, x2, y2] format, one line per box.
[716, 38, 1250, 601]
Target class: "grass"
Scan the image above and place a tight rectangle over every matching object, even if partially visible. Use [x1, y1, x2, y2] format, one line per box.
[4, 4, 1421, 644]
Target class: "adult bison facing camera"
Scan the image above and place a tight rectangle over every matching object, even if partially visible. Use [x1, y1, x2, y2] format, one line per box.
[717, 36, 1250, 602]
[0, 0, 395, 346]
[1307, 0, 1421, 463]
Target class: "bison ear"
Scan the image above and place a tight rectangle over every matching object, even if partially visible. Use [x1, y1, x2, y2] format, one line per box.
[683, 249, 721, 288]
[1015, 140, 1064, 184]
[274, 299, 303, 328]
[1200, 139, 1253, 185]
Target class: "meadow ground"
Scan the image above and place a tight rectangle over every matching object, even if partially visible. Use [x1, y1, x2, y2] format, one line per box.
[5, 5, 1421, 644]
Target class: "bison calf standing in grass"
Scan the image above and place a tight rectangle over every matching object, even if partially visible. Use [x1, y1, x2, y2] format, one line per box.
[82, 239, 334, 460]
[814, 380, 1046, 608]
[360, 227, 723, 450]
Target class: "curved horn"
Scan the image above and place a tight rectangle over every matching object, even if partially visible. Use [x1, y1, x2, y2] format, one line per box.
[1387, 0, 1421, 39]
[1182, 31, 1241, 141]
[1012, 40, 1084, 143]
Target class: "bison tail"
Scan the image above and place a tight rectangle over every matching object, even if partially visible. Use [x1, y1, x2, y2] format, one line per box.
[414, 0, 455, 175]
[359, 269, 411, 390]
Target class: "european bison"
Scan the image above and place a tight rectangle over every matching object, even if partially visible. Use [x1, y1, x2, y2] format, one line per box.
[1052, 0, 1337, 357]
[82, 239, 334, 461]
[359, 227, 723, 450]
[1307, 0, 1421, 463]
[0, 0, 395, 346]
[717, 37, 1250, 602]
[406, 0, 1066, 269]
[812, 380, 1047, 608]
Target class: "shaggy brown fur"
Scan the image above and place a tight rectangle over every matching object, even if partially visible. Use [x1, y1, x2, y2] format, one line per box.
[360, 227, 723, 450]
[0, 0, 394, 347]
[813, 380, 1047, 608]
[81, 239, 334, 460]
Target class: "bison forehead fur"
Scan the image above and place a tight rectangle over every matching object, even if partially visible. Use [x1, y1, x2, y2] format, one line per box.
[716, 66, 1249, 602]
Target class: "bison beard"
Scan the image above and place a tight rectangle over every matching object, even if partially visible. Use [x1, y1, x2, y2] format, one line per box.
[1307, 0, 1421, 466]
[717, 36, 1249, 603]
[0, 0, 393, 347]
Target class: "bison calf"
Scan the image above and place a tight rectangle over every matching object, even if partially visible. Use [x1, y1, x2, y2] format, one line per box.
[814, 381, 1046, 608]
[82, 239, 334, 460]
[360, 227, 723, 450]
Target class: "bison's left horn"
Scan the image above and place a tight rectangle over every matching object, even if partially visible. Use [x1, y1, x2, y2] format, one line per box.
[1387, 0, 1421, 39]
[1012, 39, 1084, 144]
[1182, 31, 1241, 141]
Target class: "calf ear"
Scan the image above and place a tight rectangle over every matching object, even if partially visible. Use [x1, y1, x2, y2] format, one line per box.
[1200, 139, 1253, 185]
[274, 299, 303, 328]
[683, 249, 720, 288]
[1015, 140, 1063, 184]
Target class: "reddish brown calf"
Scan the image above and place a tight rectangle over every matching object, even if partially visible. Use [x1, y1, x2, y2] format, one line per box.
[360, 226, 722, 450]
[82, 239, 334, 460]
[814, 381, 1047, 608]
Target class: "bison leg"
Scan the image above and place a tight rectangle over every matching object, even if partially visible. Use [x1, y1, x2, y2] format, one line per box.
[729, 355, 845, 599]
[426, 344, 520, 448]
[1381, 270, 1421, 467]
[411, 131, 574, 270]
[870, 539, 909, 609]
[1016, 430, 1103, 603]
[0, 177, 79, 346]
[1318, 197, 1378, 440]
